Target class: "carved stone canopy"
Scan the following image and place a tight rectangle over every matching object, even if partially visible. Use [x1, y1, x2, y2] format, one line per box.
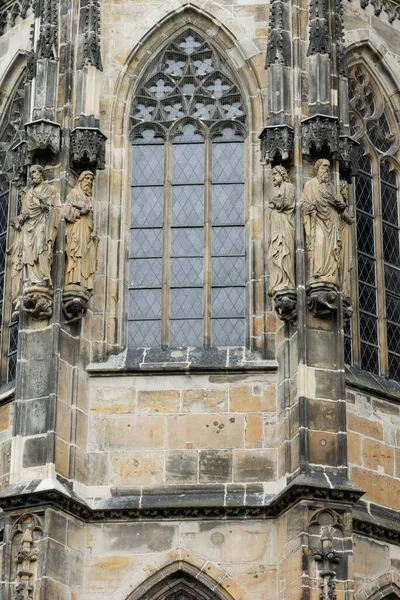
[307, 282, 339, 318]
[260, 124, 294, 163]
[70, 127, 106, 172]
[25, 119, 61, 158]
[301, 114, 340, 156]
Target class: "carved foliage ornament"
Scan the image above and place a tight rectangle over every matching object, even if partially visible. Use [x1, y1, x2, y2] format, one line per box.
[309, 510, 345, 600]
[79, 0, 102, 69]
[11, 513, 43, 600]
[25, 120, 61, 156]
[356, 0, 400, 22]
[266, 0, 291, 67]
[307, 0, 330, 55]
[35, 0, 58, 60]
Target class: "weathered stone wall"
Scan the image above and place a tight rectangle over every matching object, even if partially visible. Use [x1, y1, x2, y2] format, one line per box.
[84, 373, 280, 489]
[84, 519, 276, 599]
[347, 388, 400, 510]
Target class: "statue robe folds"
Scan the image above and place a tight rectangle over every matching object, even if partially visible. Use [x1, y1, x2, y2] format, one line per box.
[64, 187, 97, 291]
[268, 181, 295, 295]
[22, 183, 61, 289]
[301, 178, 344, 287]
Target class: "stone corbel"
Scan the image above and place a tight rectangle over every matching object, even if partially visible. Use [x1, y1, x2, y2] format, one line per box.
[307, 283, 339, 318]
[25, 119, 61, 158]
[260, 124, 294, 163]
[274, 289, 297, 323]
[70, 127, 106, 172]
[62, 285, 92, 324]
[302, 115, 340, 156]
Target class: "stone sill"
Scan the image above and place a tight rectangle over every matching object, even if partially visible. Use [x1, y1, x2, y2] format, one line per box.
[345, 365, 400, 403]
[87, 346, 278, 375]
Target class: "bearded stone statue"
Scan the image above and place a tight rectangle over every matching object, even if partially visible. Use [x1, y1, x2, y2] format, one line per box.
[301, 159, 346, 288]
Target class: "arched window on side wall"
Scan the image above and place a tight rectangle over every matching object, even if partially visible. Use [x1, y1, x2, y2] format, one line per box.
[347, 63, 400, 381]
[0, 73, 26, 382]
[128, 29, 247, 349]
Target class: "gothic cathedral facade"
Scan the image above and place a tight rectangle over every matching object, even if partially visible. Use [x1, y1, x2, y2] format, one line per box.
[0, 0, 400, 599]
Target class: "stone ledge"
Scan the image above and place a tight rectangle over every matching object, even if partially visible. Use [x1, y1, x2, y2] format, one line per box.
[0, 380, 15, 405]
[346, 365, 400, 403]
[87, 346, 278, 375]
[0, 474, 364, 523]
[353, 500, 400, 545]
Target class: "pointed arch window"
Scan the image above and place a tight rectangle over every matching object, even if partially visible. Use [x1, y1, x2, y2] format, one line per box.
[0, 73, 26, 382]
[128, 30, 247, 348]
[347, 63, 400, 381]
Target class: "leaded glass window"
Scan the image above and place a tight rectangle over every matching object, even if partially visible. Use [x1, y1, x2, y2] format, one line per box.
[128, 30, 247, 348]
[348, 63, 400, 380]
[0, 74, 26, 382]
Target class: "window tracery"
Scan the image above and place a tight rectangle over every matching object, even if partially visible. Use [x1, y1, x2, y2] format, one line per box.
[128, 30, 247, 349]
[348, 63, 400, 380]
[0, 74, 26, 381]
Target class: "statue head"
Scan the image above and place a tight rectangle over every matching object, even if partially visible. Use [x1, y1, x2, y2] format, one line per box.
[340, 180, 349, 202]
[77, 170, 94, 196]
[315, 159, 331, 183]
[30, 165, 44, 186]
[272, 165, 289, 187]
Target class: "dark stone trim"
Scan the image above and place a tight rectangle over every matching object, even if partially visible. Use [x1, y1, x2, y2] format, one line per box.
[0, 474, 363, 523]
[345, 365, 400, 403]
[0, 381, 15, 406]
[353, 501, 400, 545]
[87, 346, 278, 375]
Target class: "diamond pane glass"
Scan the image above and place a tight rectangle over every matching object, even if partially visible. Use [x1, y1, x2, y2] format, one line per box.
[170, 319, 202, 347]
[212, 184, 244, 225]
[129, 289, 162, 320]
[172, 144, 204, 184]
[213, 142, 244, 183]
[131, 186, 164, 227]
[171, 257, 203, 287]
[130, 228, 163, 258]
[387, 322, 400, 355]
[132, 144, 164, 186]
[128, 320, 161, 348]
[388, 353, 400, 382]
[212, 318, 245, 346]
[386, 294, 400, 323]
[172, 185, 204, 226]
[381, 180, 398, 225]
[383, 223, 400, 266]
[356, 213, 375, 255]
[212, 256, 245, 286]
[129, 259, 162, 288]
[358, 254, 376, 285]
[170, 287, 202, 319]
[385, 265, 400, 296]
[212, 287, 245, 318]
[356, 171, 373, 214]
[171, 228, 204, 257]
[359, 312, 378, 346]
[212, 227, 245, 256]
[359, 283, 377, 315]
[360, 343, 379, 375]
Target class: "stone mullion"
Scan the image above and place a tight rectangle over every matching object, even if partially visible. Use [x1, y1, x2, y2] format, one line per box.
[161, 138, 172, 347]
[203, 135, 212, 346]
[373, 156, 389, 375]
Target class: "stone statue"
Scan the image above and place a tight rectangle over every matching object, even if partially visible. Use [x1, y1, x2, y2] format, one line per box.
[63, 170, 98, 324]
[267, 165, 295, 296]
[301, 159, 346, 288]
[9, 165, 60, 319]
